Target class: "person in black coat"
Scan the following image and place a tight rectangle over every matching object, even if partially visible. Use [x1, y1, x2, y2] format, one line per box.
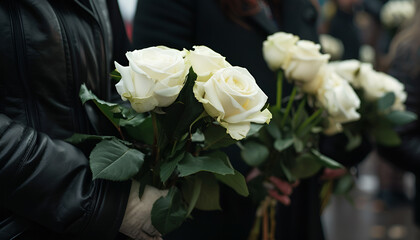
[377, 0, 420, 226]
[0, 0, 163, 239]
[132, 1, 328, 239]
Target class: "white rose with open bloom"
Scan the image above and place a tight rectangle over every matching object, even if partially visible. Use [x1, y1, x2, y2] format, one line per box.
[317, 69, 361, 126]
[188, 46, 231, 82]
[357, 64, 407, 110]
[263, 32, 299, 71]
[329, 59, 362, 87]
[285, 40, 330, 83]
[115, 46, 188, 113]
[194, 66, 272, 140]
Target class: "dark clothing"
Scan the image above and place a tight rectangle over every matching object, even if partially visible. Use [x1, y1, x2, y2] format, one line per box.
[377, 42, 420, 226]
[0, 0, 131, 239]
[133, 0, 318, 103]
[377, 43, 420, 174]
[328, 8, 361, 60]
[133, 1, 323, 239]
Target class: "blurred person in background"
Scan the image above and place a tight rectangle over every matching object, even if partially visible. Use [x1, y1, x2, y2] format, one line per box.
[0, 0, 164, 239]
[132, 0, 370, 239]
[378, 0, 420, 227]
[322, 0, 363, 60]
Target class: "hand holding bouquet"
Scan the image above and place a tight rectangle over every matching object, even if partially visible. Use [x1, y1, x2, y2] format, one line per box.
[68, 45, 271, 235]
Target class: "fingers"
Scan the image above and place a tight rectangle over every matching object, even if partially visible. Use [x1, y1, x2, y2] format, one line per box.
[246, 167, 261, 182]
[268, 189, 291, 206]
[269, 176, 292, 195]
[321, 168, 347, 180]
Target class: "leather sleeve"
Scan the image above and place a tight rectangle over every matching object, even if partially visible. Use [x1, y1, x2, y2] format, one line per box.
[0, 114, 131, 239]
[132, 0, 195, 50]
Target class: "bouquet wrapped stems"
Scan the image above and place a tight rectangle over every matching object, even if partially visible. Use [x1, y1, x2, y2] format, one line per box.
[249, 197, 277, 240]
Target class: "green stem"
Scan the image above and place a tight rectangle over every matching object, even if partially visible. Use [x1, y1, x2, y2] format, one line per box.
[280, 86, 297, 127]
[275, 70, 284, 110]
[151, 112, 160, 165]
[296, 108, 323, 135]
[171, 140, 178, 156]
[292, 96, 307, 127]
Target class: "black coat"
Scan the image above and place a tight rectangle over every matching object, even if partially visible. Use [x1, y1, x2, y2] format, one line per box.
[377, 42, 420, 226]
[132, 1, 324, 239]
[0, 0, 131, 239]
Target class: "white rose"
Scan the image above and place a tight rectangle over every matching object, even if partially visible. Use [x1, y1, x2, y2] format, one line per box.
[188, 46, 231, 82]
[381, 0, 415, 28]
[317, 70, 361, 124]
[319, 34, 344, 60]
[357, 64, 407, 110]
[115, 46, 188, 113]
[329, 59, 362, 87]
[285, 40, 330, 83]
[193, 66, 272, 140]
[300, 65, 327, 94]
[263, 32, 299, 71]
[323, 118, 344, 135]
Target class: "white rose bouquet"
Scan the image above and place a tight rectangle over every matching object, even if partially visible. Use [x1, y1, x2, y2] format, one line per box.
[381, 0, 415, 29]
[330, 59, 417, 147]
[243, 32, 354, 239]
[67, 45, 271, 235]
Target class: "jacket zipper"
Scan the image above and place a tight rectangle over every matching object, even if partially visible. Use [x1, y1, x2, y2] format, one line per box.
[9, 0, 39, 129]
[90, 1, 109, 100]
[53, 6, 86, 133]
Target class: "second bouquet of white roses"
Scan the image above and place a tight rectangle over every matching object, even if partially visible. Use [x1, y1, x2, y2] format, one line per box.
[67, 45, 271, 235]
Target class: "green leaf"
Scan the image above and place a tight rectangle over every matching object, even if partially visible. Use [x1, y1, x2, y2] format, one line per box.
[136, 171, 153, 199]
[122, 116, 154, 145]
[377, 92, 396, 111]
[185, 177, 202, 216]
[265, 121, 282, 140]
[203, 124, 237, 150]
[386, 111, 417, 126]
[240, 141, 269, 167]
[333, 174, 355, 195]
[79, 84, 121, 129]
[293, 137, 304, 153]
[89, 139, 145, 181]
[247, 175, 267, 203]
[65, 133, 113, 145]
[289, 153, 322, 179]
[215, 170, 249, 197]
[160, 152, 185, 183]
[274, 138, 294, 152]
[151, 187, 187, 235]
[279, 160, 293, 182]
[177, 152, 234, 177]
[372, 126, 402, 146]
[344, 130, 362, 151]
[311, 149, 344, 169]
[182, 173, 221, 211]
[110, 69, 122, 84]
[246, 123, 264, 138]
[158, 68, 204, 140]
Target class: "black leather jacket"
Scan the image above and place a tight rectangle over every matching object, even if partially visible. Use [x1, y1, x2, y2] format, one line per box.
[0, 0, 131, 239]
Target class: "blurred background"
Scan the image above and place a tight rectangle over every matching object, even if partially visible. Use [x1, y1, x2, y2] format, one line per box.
[117, 0, 419, 239]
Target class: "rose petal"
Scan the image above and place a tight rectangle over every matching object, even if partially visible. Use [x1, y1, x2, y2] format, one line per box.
[129, 96, 159, 113]
[115, 62, 135, 97]
[220, 121, 251, 140]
